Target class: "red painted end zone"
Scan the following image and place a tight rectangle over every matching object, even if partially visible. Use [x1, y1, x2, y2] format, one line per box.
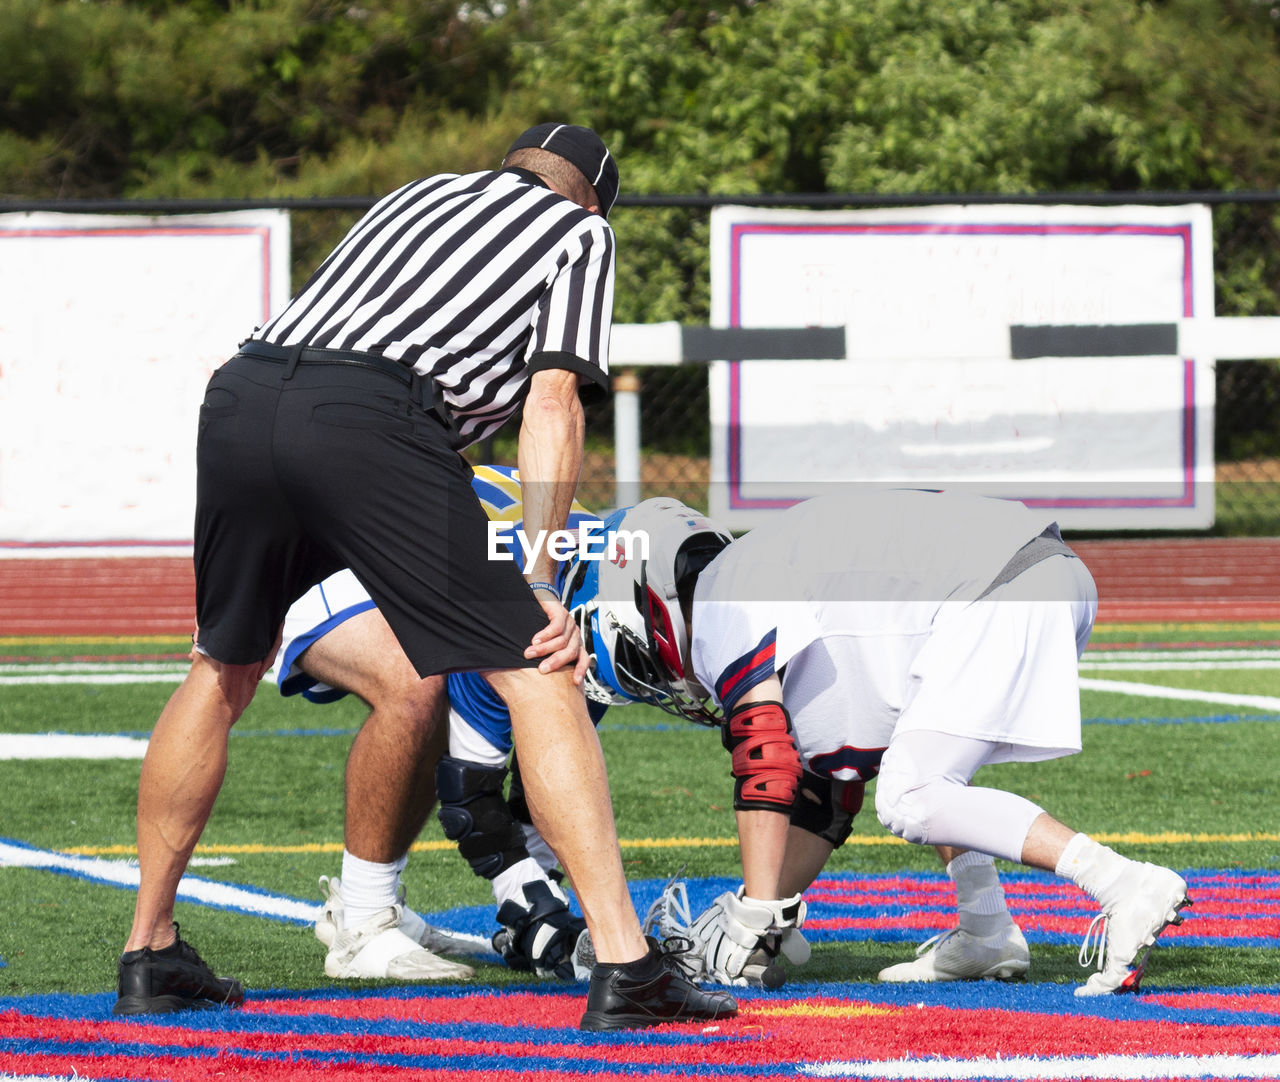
[4, 985, 1280, 1081]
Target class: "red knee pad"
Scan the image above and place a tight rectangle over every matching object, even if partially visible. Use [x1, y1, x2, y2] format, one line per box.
[723, 700, 802, 812]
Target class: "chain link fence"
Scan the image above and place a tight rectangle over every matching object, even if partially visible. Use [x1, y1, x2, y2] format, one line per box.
[14, 192, 1273, 534]
[487, 196, 1280, 536]
[551, 355, 1280, 536]
[1213, 358, 1280, 535]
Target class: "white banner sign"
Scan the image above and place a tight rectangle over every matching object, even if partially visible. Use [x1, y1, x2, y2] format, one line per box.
[709, 204, 1215, 529]
[0, 211, 291, 551]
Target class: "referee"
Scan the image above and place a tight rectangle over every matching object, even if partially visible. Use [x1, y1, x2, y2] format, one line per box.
[114, 123, 736, 1031]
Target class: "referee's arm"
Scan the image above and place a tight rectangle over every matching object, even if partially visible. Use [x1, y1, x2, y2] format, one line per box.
[517, 364, 591, 678]
[516, 214, 614, 676]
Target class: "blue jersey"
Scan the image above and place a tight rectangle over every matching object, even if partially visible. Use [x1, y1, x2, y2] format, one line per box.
[446, 467, 607, 751]
[275, 465, 607, 747]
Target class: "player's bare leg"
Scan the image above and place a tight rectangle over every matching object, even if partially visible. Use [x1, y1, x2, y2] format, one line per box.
[778, 827, 834, 897]
[115, 652, 265, 1014]
[126, 652, 263, 952]
[298, 610, 472, 980]
[485, 664, 646, 963]
[1018, 814, 1077, 871]
[299, 610, 446, 864]
[486, 663, 736, 1029]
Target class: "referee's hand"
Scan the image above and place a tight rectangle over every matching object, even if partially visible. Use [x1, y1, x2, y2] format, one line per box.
[526, 592, 590, 684]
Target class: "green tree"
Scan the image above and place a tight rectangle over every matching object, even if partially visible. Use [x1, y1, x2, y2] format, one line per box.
[0, 0, 531, 200]
[516, 0, 1280, 322]
[4, 0, 1279, 318]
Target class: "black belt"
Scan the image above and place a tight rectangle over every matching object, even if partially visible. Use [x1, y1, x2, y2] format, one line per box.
[235, 339, 459, 442]
[236, 339, 415, 385]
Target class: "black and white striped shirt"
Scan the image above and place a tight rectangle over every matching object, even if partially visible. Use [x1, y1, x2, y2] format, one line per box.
[253, 168, 615, 446]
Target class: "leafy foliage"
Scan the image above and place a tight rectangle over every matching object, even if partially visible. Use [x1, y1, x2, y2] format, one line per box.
[0, 0, 531, 200]
[4, 0, 1279, 321]
[511, 0, 1280, 321]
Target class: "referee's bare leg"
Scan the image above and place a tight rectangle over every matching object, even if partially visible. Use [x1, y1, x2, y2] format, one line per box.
[484, 665, 648, 963]
[124, 649, 270, 951]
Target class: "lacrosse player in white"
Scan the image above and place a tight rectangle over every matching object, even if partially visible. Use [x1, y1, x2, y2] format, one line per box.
[572, 490, 1190, 997]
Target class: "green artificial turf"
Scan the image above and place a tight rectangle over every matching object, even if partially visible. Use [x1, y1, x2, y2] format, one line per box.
[0, 631, 1276, 997]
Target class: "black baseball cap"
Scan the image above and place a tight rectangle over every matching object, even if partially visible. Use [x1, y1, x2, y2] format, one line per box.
[506, 122, 620, 218]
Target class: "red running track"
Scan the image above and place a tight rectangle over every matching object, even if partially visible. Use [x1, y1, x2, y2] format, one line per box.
[1, 538, 1279, 636]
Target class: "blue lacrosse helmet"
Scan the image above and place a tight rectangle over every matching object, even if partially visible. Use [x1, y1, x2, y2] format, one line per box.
[561, 507, 633, 706]
[560, 499, 733, 725]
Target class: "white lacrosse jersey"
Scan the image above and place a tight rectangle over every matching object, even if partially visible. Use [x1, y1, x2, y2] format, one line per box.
[689, 488, 1066, 778]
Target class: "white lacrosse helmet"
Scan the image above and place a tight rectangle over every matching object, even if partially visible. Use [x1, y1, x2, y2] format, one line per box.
[561, 498, 733, 725]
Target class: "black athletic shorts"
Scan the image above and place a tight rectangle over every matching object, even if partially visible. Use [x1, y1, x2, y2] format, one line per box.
[192, 352, 546, 673]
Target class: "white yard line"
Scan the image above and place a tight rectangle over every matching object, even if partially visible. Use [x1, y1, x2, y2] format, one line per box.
[0, 659, 187, 687]
[1079, 677, 1280, 711]
[0, 663, 189, 674]
[0, 838, 318, 924]
[1083, 660, 1280, 670]
[0, 733, 149, 759]
[0, 1076, 85, 1082]
[0, 671, 186, 686]
[1085, 649, 1280, 661]
[1081, 648, 1280, 671]
[0, 838, 495, 952]
[0, 662, 276, 686]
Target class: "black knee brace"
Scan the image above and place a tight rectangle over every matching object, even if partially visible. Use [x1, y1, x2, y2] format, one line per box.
[506, 754, 532, 827]
[435, 755, 529, 880]
[789, 771, 860, 848]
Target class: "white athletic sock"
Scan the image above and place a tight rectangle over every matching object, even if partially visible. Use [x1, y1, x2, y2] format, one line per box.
[948, 851, 1012, 936]
[340, 849, 407, 930]
[492, 856, 555, 912]
[1055, 833, 1129, 905]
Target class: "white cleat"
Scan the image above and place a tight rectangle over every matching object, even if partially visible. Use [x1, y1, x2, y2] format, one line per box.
[314, 875, 477, 957]
[324, 905, 475, 981]
[1074, 864, 1191, 997]
[314, 875, 344, 948]
[879, 924, 1030, 983]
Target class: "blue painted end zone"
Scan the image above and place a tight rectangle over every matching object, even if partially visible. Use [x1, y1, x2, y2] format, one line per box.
[5, 979, 1280, 1031]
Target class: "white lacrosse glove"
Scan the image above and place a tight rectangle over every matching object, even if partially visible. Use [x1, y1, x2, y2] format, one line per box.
[688, 886, 809, 987]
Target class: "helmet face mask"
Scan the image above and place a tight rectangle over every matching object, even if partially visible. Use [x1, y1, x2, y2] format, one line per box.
[561, 551, 633, 707]
[561, 499, 732, 726]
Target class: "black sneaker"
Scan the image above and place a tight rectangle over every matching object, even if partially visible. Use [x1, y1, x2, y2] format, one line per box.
[113, 927, 245, 1015]
[579, 937, 737, 1031]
